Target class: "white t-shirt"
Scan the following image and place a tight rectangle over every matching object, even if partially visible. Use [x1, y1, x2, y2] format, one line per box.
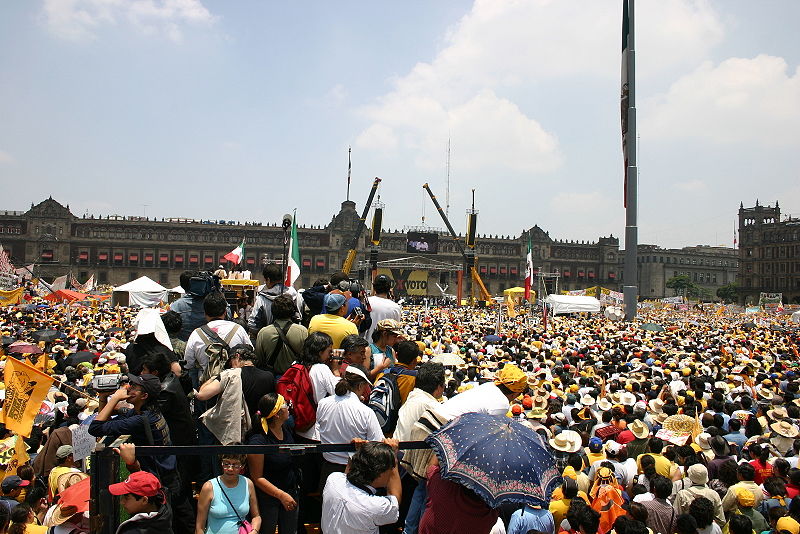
[322, 472, 399, 534]
[317, 391, 384, 464]
[296, 363, 340, 441]
[438, 382, 509, 421]
[184, 320, 252, 371]
[364, 295, 402, 342]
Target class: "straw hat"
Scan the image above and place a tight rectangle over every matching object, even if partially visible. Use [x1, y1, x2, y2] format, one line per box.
[758, 388, 774, 401]
[771, 420, 800, 438]
[580, 394, 596, 407]
[661, 414, 695, 436]
[695, 433, 712, 451]
[525, 407, 548, 420]
[648, 398, 665, 414]
[531, 395, 549, 410]
[549, 430, 582, 453]
[619, 391, 637, 406]
[767, 407, 788, 421]
[629, 419, 650, 439]
[597, 398, 613, 412]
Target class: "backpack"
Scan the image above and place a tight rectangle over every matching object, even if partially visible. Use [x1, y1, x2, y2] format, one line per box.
[276, 364, 317, 432]
[368, 366, 416, 434]
[195, 324, 241, 384]
[263, 321, 298, 372]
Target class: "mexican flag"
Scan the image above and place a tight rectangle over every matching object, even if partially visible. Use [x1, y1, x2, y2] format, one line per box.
[223, 238, 245, 265]
[524, 234, 533, 301]
[285, 211, 300, 287]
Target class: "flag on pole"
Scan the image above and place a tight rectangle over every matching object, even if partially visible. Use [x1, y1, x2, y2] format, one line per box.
[285, 210, 301, 287]
[524, 234, 534, 301]
[51, 275, 67, 291]
[621, 0, 631, 208]
[223, 238, 246, 265]
[2, 357, 54, 437]
[733, 221, 737, 248]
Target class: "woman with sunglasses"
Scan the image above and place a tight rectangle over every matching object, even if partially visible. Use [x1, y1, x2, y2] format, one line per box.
[246, 393, 300, 534]
[196, 454, 261, 534]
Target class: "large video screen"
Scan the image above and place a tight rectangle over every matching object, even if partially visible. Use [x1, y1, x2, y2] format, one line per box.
[406, 231, 439, 254]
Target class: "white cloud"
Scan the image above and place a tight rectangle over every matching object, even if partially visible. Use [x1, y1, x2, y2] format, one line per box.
[355, 124, 398, 152]
[42, 0, 215, 42]
[645, 55, 800, 146]
[356, 0, 725, 176]
[0, 151, 13, 164]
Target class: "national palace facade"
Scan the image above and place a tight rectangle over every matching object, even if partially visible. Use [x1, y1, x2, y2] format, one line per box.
[0, 197, 742, 299]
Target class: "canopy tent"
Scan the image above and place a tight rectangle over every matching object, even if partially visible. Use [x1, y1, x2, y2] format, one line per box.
[792, 310, 800, 324]
[111, 276, 167, 307]
[43, 289, 89, 303]
[544, 294, 601, 315]
[169, 285, 185, 294]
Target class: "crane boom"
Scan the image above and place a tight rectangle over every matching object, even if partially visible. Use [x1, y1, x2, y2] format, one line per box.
[422, 183, 491, 302]
[342, 177, 382, 275]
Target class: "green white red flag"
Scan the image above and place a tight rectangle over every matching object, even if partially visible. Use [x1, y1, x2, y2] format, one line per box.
[223, 238, 245, 265]
[285, 211, 300, 287]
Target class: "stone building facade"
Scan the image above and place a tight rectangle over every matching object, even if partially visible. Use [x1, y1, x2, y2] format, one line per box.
[635, 244, 738, 300]
[1, 197, 624, 297]
[738, 201, 800, 304]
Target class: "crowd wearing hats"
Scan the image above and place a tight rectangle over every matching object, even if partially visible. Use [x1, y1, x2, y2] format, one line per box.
[2, 276, 800, 534]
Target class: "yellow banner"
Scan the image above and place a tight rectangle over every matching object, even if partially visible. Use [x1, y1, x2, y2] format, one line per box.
[0, 288, 24, 306]
[2, 358, 54, 437]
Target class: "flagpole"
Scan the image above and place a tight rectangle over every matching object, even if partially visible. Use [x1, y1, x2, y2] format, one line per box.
[623, 0, 639, 321]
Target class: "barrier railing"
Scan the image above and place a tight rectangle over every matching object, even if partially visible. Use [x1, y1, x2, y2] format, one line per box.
[89, 440, 430, 534]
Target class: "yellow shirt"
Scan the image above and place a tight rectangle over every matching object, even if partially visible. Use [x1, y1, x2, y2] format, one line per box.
[48, 466, 78, 498]
[308, 314, 358, 349]
[637, 453, 672, 478]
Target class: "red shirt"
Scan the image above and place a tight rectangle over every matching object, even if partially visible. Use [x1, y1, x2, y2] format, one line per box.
[616, 429, 636, 445]
[749, 459, 773, 485]
[419, 465, 500, 534]
[786, 483, 800, 499]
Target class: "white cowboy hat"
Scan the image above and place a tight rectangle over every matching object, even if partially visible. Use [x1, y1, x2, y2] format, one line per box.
[548, 430, 582, 453]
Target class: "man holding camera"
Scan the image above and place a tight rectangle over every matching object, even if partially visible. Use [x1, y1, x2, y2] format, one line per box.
[364, 274, 401, 342]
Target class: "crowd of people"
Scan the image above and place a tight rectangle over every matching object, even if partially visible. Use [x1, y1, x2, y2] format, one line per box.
[0, 264, 799, 534]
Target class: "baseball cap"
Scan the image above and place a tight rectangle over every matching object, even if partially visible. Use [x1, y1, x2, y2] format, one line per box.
[588, 437, 603, 453]
[324, 293, 346, 313]
[108, 471, 162, 498]
[1, 476, 29, 493]
[56, 445, 74, 459]
[127, 373, 162, 399]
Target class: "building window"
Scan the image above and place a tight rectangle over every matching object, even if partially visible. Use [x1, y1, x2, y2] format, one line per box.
[98, 271, 108, 284]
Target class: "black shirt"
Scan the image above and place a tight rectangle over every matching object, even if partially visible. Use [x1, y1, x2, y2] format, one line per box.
[241, 366, 275, 423]
[247, 423, 299, 503]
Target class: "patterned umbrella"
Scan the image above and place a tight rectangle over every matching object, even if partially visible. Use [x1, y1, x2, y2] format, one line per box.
[426, 412, 562, 508]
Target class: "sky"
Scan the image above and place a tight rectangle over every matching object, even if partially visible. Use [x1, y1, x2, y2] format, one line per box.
[0, 0, 798, 250]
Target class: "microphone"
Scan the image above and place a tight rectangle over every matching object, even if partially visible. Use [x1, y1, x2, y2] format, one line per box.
[282, 213, 292, 229]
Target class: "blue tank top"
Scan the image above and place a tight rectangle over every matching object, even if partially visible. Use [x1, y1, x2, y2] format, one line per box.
[207, 476, 250, 534]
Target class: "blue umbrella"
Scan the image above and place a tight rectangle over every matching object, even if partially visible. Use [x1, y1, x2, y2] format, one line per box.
[426, 412, 562, 508]
[482, 334, 502, 343]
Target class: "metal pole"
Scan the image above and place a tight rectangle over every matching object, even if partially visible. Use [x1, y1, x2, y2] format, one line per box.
[623, 0, 639, 321]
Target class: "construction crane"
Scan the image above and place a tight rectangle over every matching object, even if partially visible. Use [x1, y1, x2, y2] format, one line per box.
[422, 183, 491, 303]
[342, 177, 382, 275]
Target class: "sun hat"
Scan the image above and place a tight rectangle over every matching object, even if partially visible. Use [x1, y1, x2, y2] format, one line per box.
[695, 433, 712, 451]
[687, 464, 709, 485]
[493, 364, 528, 394]
[549, 430, 582, 453]
[629, 419, 649, 439]
[597, 398, 613, 411]
[580, 394, 596, 407]
[375, 318, 403, 335]
[45, 477, 90, 526]
[525, 407, 548, 420]
[736, 488, 756, 508]
[767, 406, 788, 420]
[771, 420, 800, 438]
[708, 435, 731, 457]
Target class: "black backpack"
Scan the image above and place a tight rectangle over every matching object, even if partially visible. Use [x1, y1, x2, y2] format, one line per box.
[368, 366, 416, 434]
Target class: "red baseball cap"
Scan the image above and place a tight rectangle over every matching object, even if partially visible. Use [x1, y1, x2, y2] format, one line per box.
[108, 471, 162, 497]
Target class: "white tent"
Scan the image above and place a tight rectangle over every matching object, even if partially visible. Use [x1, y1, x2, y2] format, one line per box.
[112, 276, 168, 307]
[792, 310, 800, 324]
[544, 294, 602, 315]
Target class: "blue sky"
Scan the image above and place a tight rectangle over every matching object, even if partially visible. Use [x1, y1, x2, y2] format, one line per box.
[1, 0, 798, 249]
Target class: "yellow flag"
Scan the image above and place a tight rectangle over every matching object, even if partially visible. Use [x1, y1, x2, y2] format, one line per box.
[0, 435, 29, 485]
[506, 295, 517, 318]
[0, 288, 24, 306]
[2, 358, 54, 437]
